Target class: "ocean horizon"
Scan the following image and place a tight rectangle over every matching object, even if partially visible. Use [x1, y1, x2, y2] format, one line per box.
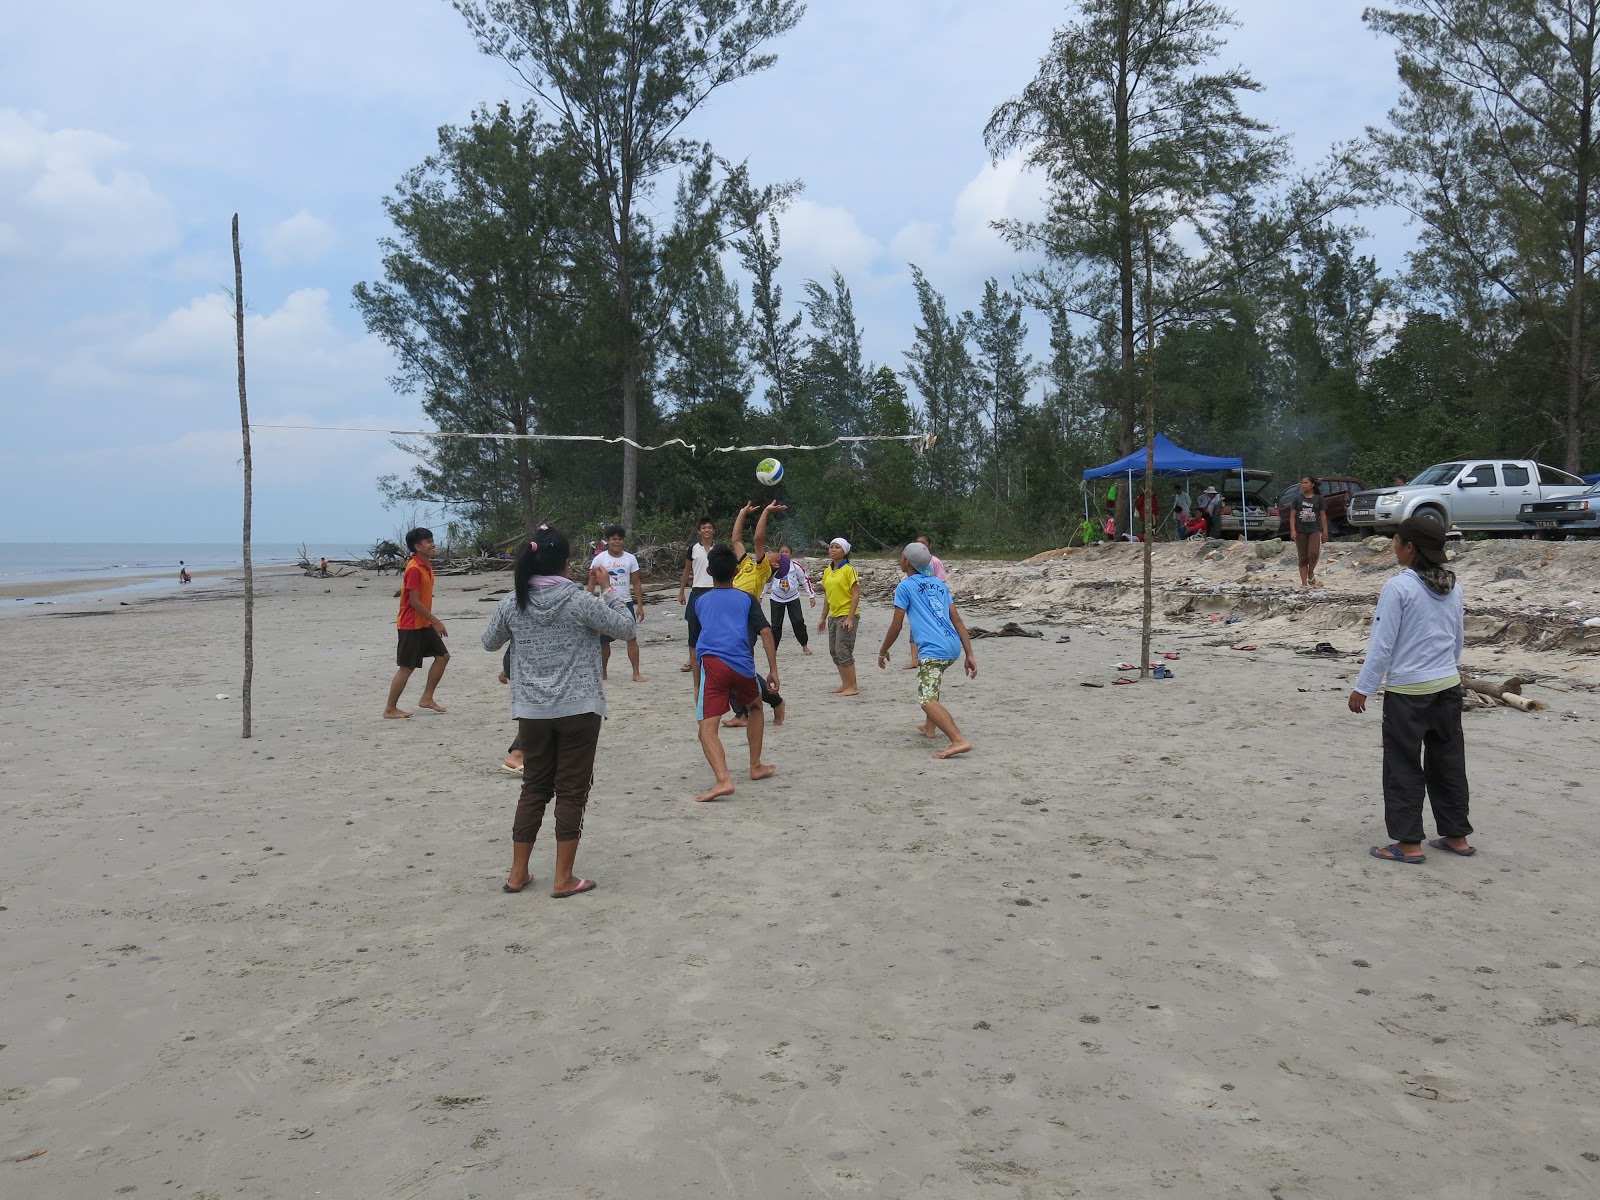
[0, 542, 370, 587]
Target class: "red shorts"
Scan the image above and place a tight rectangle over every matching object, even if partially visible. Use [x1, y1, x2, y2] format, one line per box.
[696, 654, 759, 720]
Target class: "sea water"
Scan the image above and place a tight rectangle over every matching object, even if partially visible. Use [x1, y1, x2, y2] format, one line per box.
[0, 543, 322, 586]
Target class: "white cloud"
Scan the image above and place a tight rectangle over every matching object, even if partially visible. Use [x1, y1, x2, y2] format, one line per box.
[260, 210, 338, 265]
[776, 198, 885, 284]
[0, 108, 177, 264]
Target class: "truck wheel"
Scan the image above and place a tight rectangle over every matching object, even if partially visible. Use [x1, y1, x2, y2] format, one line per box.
[1414, 505, 1447, 527]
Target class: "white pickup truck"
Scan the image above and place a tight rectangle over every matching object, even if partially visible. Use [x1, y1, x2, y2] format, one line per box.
[1348, 459, 1590, 532]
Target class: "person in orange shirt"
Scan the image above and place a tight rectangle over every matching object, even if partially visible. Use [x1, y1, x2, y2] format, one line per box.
[384, 527, 450, 718]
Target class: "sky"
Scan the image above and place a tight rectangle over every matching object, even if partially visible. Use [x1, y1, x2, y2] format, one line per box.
[0, 0, 1415, 544]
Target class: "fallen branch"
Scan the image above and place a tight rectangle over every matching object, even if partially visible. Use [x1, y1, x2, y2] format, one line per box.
[1462, 675, 1547, 713]
[968, 623, 1044, 640]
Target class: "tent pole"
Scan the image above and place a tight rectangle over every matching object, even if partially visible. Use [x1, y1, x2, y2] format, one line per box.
[1240, 467, 1248, 540]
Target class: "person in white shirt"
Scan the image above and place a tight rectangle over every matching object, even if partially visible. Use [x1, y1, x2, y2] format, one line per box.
[590, 524, 647, 682]
[676, 515, 716, 672]
[762, 544, 816, 653]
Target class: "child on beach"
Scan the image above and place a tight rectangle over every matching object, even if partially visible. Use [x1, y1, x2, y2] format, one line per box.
[817, 537, 862, 696]
[876, 541, 977, 758]
[383, 527, 449, 719]
[590, 524, 647, 682]
[1347, 514, 1475, 864]
[722, 500, 786, 726]
[677, 515, 716, 672]
[763, 544, 815, 653]
[906, 535, 947, 669]
[686, 545, 779, 802]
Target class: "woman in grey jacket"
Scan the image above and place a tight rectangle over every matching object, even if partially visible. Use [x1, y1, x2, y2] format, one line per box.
[482, 530, 636, 897]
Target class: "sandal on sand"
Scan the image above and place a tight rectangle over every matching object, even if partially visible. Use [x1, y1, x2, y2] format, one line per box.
[1113, 677, 1136, 685]
[1152, 665, 1174, 679]
[1162, 652, 1179, 660]
[1231, 643, 1258, 651]
[551, 878, 597, 899]
[1079, 681, 1105, 688]
[1117, 662, 1138, 671]
[1370, 844, 1425, 864]
[1428, 838, 1477, 856]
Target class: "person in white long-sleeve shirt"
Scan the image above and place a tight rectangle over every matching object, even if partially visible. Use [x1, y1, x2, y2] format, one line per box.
[1347, 514, 1475, 864]
[761, 544, 816, 653]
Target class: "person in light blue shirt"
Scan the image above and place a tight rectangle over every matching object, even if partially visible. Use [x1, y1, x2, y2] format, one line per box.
[1348, 514, 1474, 864]
[876, 542, 977, 759]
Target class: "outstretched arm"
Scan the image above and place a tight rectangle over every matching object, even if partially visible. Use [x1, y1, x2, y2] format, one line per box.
[730, 503, 755, 559]
[752, 500, 785, 561]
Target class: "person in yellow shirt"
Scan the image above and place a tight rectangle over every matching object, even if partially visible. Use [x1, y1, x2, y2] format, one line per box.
[817, 536, 862, 696]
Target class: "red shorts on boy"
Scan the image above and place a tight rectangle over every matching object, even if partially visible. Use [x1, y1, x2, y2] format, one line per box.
[696, 654, 759, 720]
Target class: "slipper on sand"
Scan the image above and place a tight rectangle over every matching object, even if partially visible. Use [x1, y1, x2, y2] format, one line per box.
[1162, 652, 1179, 660]
[1117, 662, 1138, 671]
[1152, 665, 1174, 679]
[1231, 643, 1258, 651]
[501, 763, 522, 774]
[1428, 838, 1477, 856]
[1370, 844, 1426, 864]
[1079, 680, 1105, 688]
[1113, 677, 1136, 686]
[551, 878, 597, 899]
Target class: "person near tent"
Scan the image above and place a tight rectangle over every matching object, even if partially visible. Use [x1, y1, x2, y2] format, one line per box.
[1198, 487, 1224, 538]
[1133, 489, 1160, 539]
[1171, 482, 1193, 538]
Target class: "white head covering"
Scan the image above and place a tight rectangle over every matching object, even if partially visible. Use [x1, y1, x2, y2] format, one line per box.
[830, 537, 852, 554]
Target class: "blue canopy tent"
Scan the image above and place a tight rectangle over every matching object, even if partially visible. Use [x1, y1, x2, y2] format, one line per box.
[1083, 434, 1248, 537]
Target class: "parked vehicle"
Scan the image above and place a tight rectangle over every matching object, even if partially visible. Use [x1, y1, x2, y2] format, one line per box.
[1516, 482, 1600, 536]
[1347, 459, 1589, 532]
[1273, 477, 1365, 539]
[1214, 470, 1275, 539]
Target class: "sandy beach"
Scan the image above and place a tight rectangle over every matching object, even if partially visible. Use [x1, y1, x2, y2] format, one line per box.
[3, 544, 1599, 1198]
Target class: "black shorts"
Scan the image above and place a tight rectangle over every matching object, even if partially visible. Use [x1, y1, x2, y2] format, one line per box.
[601, 601, 640, 645]
[396, 626, 448, 668]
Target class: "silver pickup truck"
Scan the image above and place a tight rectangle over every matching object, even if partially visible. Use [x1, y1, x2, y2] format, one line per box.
[1348, 459, 1589, 532]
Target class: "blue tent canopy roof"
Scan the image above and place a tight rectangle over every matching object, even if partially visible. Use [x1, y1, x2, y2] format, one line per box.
[1083, 433, 1244, 480]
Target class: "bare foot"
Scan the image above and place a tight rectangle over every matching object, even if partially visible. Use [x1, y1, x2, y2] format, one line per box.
[418, 698, 447, 713]
[836, 688, 859, 697]
[383, 708, 412, 719]
[773, 702, 786, 726]
[829, 685, 845, 694]
[722, 715, 749, 729]
[933, 741, 973, 759]
[750, 763, 777, 781]
[632, 674, 647, 683]
[802, 646, 814, 656]
[916, 725, 940, 739]
[695, 779, 736, 803]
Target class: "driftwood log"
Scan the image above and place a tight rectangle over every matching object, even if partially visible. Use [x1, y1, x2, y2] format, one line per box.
[1462, 676, 1547, 713]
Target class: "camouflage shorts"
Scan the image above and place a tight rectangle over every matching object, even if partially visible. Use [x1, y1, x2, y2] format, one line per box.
[916, 658, 956, 705]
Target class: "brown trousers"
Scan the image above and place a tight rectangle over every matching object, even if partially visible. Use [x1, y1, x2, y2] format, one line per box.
[514, 713, 603, 844]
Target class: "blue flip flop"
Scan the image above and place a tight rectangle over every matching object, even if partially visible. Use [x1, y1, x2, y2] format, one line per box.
[1427, 838, 1477, 856]
[1370, 844, 1426, 864]
[1152, 665, 1174, 679]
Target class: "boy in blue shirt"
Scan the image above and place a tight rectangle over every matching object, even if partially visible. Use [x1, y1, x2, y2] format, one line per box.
[686, 545, 780, 802]
[875, 541, 977, 759]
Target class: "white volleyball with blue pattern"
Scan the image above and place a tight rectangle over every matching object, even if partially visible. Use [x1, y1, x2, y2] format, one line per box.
[756, 457, 784, 486]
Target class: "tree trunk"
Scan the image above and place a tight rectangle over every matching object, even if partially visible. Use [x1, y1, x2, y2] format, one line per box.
[1566, 48, 1593, 474]
[232, 214, 254, 740]
[1114, 0, 1136, 456]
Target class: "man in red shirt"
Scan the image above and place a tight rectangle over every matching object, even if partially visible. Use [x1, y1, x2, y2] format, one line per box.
[384, 527, 449, 718]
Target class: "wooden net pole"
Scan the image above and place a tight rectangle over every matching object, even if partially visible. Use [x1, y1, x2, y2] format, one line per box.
[233, 214, 254, 739]
[1138, 220, 1158, 680]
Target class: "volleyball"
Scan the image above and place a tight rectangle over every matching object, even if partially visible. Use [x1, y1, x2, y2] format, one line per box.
[756, 457, 784, 486]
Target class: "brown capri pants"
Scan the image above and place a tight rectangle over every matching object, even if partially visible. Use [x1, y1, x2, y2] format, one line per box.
[514, 712, 603, 844]
[827, 614, 857, 667]
[1295, 531, 1322, 568]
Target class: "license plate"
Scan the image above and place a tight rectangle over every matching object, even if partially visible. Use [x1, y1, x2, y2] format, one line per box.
[1534, 520, 1558, 528]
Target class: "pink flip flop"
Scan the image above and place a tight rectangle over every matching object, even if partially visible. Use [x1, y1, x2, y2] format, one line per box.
[551, 878, 597, 899]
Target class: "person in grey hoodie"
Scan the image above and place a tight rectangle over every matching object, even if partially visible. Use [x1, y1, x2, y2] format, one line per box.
[482, 529, 636, 897]
[1348, 514, 1475, 864]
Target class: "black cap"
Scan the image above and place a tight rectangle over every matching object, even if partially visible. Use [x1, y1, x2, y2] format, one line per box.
[1396, 514, 1448, 566]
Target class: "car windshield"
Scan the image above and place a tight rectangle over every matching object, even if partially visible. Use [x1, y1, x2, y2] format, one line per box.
[1410, 463, 1464, 486]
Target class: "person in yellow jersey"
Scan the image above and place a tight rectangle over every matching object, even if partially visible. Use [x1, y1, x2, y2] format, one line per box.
[817, 537, 862, 696]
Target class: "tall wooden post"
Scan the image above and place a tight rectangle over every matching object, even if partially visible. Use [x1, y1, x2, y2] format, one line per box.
[1138, 220, 1157, 680]
[233, 214, 254, 738]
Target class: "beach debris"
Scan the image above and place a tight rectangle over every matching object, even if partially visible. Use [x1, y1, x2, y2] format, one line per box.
[1079, 681, 1105, 688]
[215, 694, 230, 700]
[968, 622, 1043, 640]
[1230, 644, 1258, 652]
[1462, 676, 1547, 713]
[9, 1150, 46, 1162]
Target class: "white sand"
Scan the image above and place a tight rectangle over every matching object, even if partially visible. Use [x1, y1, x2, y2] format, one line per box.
[3, 555, 1599, 1198]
